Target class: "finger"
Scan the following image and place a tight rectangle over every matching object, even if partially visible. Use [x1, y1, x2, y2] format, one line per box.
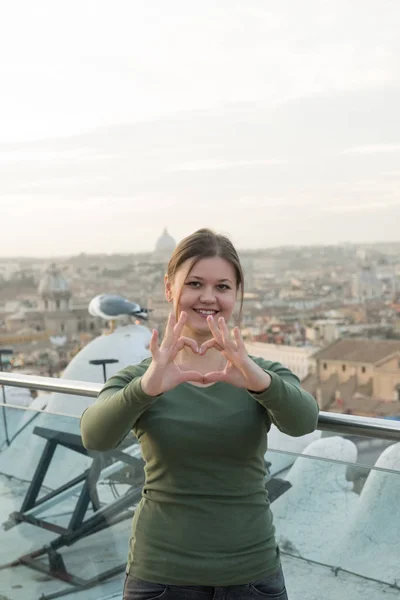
[163, 313, 175, 342]
[173, 311, 187, 339]
[203, 370, 227, 384]
[162, 313, 178, 347]
[218, 317, 233, 346]
[207, 315, 224, 344]
[177, 370, 205, 385]
[175, 336, 199, 354]
[233, 326, 246, 350]
[199, 338, 223, 355]
[149, 329, 159, 357]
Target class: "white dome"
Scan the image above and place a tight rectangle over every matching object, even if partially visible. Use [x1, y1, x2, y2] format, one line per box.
[38, 263, 71, 300]
[0, 324, 152, 489]
[154, 228, 176, 255]
[46, 323, 152, 415]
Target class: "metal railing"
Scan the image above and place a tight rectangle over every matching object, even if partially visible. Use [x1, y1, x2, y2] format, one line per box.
[1, 371, 400, 441]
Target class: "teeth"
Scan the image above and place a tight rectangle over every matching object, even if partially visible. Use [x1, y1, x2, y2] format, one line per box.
[196, 310, 217, 315]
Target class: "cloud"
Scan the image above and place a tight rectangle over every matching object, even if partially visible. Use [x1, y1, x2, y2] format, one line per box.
[322, 200, 400, 213]
[1, 1, 400, 144]
[342, 144, 400, 155]
[0, 148, 116, 164]
[165, 158, 284, 172]
[239, 197, 301, 208]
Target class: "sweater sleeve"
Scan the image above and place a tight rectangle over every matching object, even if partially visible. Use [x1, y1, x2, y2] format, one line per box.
[80, 359, 159, 451]
[248, 356, 319, 437]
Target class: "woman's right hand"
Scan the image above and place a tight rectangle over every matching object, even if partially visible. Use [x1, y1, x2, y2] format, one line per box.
[140, 312, 204, 396]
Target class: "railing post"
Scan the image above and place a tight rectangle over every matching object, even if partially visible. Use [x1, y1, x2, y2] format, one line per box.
[0, 384, 10, 447]
[0, 348, 13, 447]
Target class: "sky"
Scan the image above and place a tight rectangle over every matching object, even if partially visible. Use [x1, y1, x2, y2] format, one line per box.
[1, 0, 400, 257]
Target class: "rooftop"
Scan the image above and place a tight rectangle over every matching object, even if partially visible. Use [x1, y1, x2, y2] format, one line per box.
[314, 338, 400, 364]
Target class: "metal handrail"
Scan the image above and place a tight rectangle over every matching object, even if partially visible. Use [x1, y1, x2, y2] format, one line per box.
[0, 371, 100, 397]
[1, 371, 400, 441]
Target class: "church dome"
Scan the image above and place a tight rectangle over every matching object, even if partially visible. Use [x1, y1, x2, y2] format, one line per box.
[38, 264, 71, 300]
[154, 228, 176, 256]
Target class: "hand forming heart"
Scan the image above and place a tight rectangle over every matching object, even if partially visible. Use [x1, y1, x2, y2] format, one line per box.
[200, 315, 271, 391]
[140, 311, 271, 397]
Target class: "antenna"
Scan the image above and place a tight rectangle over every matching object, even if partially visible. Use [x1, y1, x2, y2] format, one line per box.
[89, 358, 119, 383]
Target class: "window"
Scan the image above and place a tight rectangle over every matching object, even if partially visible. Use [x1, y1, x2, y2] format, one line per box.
[61, 323, 65, 332]
[56, 300, 60, 310]
[397, 387, 400, 402]
[323, 362, 327, 370]
[361, 366, 366, 373]
[342, 365, 346, 372]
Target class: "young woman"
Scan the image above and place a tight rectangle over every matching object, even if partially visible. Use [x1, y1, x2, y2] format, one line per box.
[80, 228, 319, 600]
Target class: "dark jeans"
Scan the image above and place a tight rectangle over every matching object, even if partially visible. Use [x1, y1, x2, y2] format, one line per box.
[123, 566, 288, 599]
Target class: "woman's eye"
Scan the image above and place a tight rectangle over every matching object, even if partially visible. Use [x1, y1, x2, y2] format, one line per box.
[186, 282, 230, 290]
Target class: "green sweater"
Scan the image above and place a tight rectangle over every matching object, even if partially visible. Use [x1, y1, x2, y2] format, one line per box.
[80, 355, 319, 586]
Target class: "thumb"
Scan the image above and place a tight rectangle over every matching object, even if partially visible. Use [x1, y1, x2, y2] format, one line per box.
[177, 370, 204, 384]
[203, 370, 226, 384]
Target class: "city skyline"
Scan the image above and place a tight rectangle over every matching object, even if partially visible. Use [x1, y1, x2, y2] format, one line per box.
[1, 237, 400, 262]
[1, 1, 400, 257]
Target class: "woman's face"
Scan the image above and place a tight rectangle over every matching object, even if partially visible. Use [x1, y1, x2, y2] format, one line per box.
[165, 257, 238, 337]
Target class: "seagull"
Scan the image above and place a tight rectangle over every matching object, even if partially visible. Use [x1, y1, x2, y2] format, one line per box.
[88, 294, 152, 334]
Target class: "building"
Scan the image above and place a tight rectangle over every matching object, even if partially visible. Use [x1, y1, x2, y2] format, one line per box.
[38, 264, 71, 312]
[302, 338, 400, 417]
[153, 228, 176, 263]
[306, 319, 344, 345]
[352, 263, 382, 302]
[2, 264, 101, 343]
[245, 341, 317, 381]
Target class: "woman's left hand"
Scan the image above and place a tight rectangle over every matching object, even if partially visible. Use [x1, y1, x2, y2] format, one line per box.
[200, 316, 272, 392]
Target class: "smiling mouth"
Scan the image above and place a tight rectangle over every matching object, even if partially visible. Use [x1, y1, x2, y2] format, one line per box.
[193, 309, 219, 317]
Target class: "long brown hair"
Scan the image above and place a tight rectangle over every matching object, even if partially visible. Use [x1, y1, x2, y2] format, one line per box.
[166, 228, 244, 325]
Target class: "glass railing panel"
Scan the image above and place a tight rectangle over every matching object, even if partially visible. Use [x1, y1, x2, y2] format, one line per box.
[0, 404, 136, 600]
[0, 389, 42, 450]
[266, 420, 400, 476]
[1, 401, 399, 599]
[321, 429, 397, 467]
[266, 444, 400, 598]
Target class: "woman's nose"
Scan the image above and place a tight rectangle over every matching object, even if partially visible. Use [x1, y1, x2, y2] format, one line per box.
[199, 288, 216, 303]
